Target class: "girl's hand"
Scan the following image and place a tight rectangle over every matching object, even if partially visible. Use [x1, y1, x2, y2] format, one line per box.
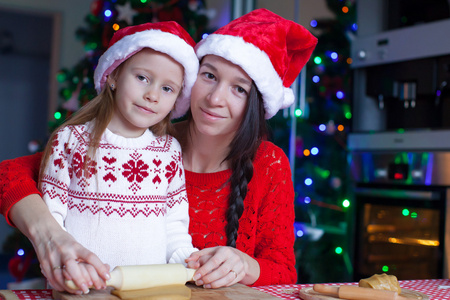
[185, 246, 260, 289]
[61, 262, 109, 293]
[37, 229, 110, 294]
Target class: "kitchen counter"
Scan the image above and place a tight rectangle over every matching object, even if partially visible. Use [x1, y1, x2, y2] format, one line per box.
[1, 279, 449, 299]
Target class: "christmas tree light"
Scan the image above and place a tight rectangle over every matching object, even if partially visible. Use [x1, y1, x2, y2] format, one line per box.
[342, 199, 350, 208]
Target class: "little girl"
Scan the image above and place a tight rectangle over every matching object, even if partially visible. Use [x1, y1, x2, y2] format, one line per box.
[38, 21, 199, 272]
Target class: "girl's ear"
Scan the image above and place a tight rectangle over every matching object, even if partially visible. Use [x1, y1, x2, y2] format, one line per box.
[106, 76, 116, 91]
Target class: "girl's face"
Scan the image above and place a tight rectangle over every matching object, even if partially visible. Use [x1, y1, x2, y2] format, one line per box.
[107, 48, 183, 138]
[190, 55, 252, 139]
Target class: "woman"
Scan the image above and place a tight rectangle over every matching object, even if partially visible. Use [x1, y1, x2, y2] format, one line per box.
[0, 8, 317, 293]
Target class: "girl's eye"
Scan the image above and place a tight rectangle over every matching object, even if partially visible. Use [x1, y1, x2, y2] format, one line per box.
[162, 86, 174, 93]
[137, 75, 148, 82]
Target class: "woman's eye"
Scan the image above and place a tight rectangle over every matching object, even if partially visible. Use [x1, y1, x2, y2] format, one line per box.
[236, 86, 248, 95]
[203, 72, 215, 80]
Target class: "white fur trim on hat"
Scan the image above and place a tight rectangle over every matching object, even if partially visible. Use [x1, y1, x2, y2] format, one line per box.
[94, 29, 199, 119]
[195, 33, 294, 119]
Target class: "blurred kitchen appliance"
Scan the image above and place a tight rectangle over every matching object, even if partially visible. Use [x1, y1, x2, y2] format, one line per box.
[351, 1, 450, 133]
[350, 150, 450, 280]
[349, 0, 450, 281]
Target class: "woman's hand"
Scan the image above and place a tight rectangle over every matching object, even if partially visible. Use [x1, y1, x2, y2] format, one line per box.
[185, 246, 260, 289]
[37, 229, 110, 294]
[9, 194, 110, 294]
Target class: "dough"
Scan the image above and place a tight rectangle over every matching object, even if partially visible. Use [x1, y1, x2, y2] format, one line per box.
[111, 284, 191, 300]
[359, 273, 401, 294]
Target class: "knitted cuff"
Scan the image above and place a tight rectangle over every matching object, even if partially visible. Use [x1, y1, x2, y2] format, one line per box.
[168, 247, 198, 266]
[2, 182, 42, 226]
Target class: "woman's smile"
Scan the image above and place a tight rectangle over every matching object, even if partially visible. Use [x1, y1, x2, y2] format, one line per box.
[200, 107, 225, 120]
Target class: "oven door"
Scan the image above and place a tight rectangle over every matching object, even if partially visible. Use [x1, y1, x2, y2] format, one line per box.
[353, 185, 448, 280]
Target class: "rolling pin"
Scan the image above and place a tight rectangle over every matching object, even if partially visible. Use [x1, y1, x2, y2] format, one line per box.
[313, 284, 408, 300]
[66, 263, 196, 291]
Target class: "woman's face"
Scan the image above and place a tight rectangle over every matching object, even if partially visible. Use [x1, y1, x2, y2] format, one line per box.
[190, 55, 252, 139]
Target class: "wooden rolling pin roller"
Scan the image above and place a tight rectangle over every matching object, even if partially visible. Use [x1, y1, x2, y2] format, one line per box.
[66, 264, 196, 291]
[313, 284, 409, 300]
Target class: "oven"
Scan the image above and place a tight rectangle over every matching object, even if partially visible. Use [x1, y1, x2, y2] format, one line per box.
[350, 150, 450, 280]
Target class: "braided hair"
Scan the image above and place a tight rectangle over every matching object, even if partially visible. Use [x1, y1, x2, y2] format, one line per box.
[224, 82, 268, 247]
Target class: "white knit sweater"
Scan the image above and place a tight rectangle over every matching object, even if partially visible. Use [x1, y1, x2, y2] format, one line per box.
[40, 121, 196, 269]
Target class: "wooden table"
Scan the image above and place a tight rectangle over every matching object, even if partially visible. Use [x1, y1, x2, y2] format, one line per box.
[0, 283, 278, 300]
[1, 279, 450, 299]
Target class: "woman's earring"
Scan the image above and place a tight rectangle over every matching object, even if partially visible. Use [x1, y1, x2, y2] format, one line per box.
[110, 84, 115, 91]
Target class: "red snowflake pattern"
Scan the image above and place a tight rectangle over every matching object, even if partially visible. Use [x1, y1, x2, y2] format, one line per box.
[122, 159, 149, 183]
[165, 161, 178, 184]
[53, 158, 64, 169]
[72, 152, 97, 179]
[50, 133, 59, 154]
[64, 142, 72, 155]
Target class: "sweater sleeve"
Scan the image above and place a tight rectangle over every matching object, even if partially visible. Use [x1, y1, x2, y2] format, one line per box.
[0, 152, 43, 225]
[251, 145, 297, 286]
[40, 129, 72, 229]
[165, 139, 197, 264]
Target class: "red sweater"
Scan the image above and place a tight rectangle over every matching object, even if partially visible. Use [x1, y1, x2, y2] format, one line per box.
[0, 141, 297, 286]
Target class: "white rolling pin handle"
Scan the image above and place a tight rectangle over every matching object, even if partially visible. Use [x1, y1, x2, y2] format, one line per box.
[65, 280, 78, 290]
[186, 268, 195, 281]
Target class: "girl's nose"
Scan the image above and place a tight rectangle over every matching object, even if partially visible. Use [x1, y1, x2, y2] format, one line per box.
[144, 86, 159, 102]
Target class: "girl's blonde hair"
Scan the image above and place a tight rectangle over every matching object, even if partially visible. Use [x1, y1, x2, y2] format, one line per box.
[39, 62, 176, 187]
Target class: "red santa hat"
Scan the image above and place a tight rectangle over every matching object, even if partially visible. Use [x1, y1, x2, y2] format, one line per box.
[195, 8, 318, 119]
[94, 21, 199, 119]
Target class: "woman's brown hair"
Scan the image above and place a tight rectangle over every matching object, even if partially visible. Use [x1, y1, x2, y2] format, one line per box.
[224, 82, 267, 247]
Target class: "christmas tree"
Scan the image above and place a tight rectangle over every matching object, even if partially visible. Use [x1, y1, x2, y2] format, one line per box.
[269, 0, 356, 283]
[4, 0, 210, 284]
